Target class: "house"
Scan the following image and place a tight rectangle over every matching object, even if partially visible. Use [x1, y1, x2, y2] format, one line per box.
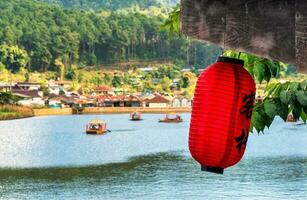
[13, 90, 45, 106]
[0, 83, 12, 92]
[95, 85, 113, 95]
[47, 94, 76, 108]
[47, 97, 62, 108]
[15, 82, 41, 91]
[96, 94, 142, 107]
[1, 82, 41, 92]
[172, 96, 192, 107]
[96, 94, 116, 107]
[48, 80, 69, 95]
[124, 95, 142, 107]
[144, 94, 170, 108]
[73, 99, 95, 108]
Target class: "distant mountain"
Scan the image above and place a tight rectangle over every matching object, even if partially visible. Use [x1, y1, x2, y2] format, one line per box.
[38, 0, 179, 10]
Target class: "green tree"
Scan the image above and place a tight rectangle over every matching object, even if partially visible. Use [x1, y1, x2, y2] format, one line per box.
[112, 75, 122, 87]
[54, 58, 65, 80]
[0, 44, 29, 73]
[0, 0, 218, 71]
[0, 92, 19, 105]
[182, 76, 190, 88]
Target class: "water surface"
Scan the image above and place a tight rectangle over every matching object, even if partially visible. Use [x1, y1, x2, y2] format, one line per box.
[0, 114, 306, 199]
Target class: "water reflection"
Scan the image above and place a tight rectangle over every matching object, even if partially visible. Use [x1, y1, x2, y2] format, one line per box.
[0, 153, 306, 200]
[0, 114, 306, 199]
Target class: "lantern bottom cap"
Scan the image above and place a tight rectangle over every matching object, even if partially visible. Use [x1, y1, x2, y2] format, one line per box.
[201, 165, 224, 174]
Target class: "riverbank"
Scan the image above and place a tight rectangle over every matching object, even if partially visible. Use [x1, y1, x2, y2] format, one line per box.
[33, 107, 192, 116]
[0, 105, 34, 120]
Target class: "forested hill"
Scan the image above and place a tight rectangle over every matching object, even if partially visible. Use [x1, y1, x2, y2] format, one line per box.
[0, 0, 219, 73]
[38, 0, 179, 10]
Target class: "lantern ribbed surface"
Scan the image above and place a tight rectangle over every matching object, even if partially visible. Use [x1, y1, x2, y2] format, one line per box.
[189, 57, 256, 174]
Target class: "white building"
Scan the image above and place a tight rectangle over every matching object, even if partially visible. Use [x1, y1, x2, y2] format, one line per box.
[172, 97, 192, 107]
[13, 90, 45, 106]
[48, 80, 70, 95]
[145, 95, 170, 108]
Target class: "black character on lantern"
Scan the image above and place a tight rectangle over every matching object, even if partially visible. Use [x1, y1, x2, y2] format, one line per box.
[235, 128, 249, 153]
[240, 91, 255, 119]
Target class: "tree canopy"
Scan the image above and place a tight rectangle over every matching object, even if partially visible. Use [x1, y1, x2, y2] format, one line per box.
[39, 0, 179, 10]
[0, 0, 219, 73]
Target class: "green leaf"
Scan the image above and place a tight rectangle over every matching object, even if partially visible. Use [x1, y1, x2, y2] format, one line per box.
[263, 63, 272, 82]
[275, 101, 289, 121]
[253, 63, 265, 83]
[251, 110, 266, 133]
[289, 82, 299, 92]
[265, 116, 274, 129]
[300, 81, 307, 90]
[273, 84, 283, 97]
[251, 103, 272, 133]
[296, 91, 307, 107]
[265, 83, 278, 97]
[281, 81, 290, 90]
[290, 99, 302, 120]
[269, 64, 278, 77]
[280, 91, 291, 104]
[269, 61, 280, 77]
[264, 99, 277, 118]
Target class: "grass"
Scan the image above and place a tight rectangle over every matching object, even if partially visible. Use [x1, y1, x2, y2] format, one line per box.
[0, 105, 34, 120]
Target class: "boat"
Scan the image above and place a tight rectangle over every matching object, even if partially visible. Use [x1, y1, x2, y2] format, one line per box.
[286, 113, 297, 123]
[130, 111, 142, 121]
[86, 119, 107, 135]
[159, 113, 183, 123]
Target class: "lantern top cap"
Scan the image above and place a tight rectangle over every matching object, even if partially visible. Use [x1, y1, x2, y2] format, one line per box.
[218, 56, 244, 66]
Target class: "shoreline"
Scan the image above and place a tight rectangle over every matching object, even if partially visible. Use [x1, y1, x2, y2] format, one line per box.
[0, 105, 34, 121]
[0, 115, 34, 121]
[33, 107, 192, 116]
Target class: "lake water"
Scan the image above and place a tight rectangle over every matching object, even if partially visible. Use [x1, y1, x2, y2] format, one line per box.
[0, 114, 306, 199]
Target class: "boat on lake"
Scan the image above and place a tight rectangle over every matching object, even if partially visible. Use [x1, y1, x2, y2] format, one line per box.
[159, 113, 183, 123]
[286, 113, 297, 123]
[130, 111, 142, 121]
[86, 119, 107, 135]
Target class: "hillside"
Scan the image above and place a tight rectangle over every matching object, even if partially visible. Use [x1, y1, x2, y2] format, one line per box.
[38, 0, 179, 10]
[0, 0, 220, 73]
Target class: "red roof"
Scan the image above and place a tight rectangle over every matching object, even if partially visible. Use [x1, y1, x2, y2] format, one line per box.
[96, 94, 142, 102]
[96, 94, 113, 102]
[95, 86, 112, 92]
[74, 99, 93, 104]
[146, 95, 170, 104]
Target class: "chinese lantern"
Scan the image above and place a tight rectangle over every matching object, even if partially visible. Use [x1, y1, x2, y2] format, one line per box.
[189, 56, 256, 174]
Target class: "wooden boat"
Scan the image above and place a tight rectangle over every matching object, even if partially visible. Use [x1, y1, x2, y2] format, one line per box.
[286, 113, 297, 123]
[130, 111, 142, 121]
[86, 119, 107, 135]
[159, 113, 183, 123]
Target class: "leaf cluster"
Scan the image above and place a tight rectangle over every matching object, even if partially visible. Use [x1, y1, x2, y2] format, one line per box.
[251, 81, 307, 133]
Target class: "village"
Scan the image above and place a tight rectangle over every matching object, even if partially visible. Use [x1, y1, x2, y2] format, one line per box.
[0, 80, 193, 110]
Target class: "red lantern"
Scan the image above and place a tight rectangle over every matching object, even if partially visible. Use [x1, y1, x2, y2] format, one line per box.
[189, 56, 256, 174]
